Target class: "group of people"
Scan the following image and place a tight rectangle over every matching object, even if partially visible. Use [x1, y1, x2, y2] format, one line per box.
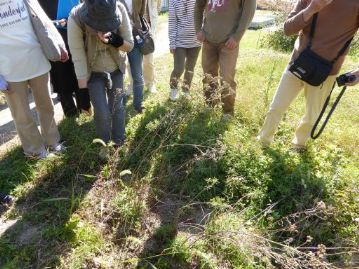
[0, 0, 161, 160]
[0, 0, 358, 177]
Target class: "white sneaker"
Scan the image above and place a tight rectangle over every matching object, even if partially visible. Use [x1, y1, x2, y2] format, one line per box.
[125, 85, 133, 96]
[48, 142, 66, 154]
[169, 88, 178, 102]
[182, 91, 190, 98]
[148, 85, 158, 94]
[25, 150, 55, 160]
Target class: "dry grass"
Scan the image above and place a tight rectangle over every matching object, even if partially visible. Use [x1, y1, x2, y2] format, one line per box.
[257, 0, 294, 12]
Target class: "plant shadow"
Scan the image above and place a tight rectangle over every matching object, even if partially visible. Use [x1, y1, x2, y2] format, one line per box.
[119, 95, 231, 268]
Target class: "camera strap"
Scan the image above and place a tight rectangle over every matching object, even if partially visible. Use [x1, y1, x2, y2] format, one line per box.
[311, 83, 347, 139]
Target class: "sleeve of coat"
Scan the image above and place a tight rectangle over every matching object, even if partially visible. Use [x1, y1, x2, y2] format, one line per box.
[284, 0, 312, 36]
[232, 0, 256, 42]
[67, 14, 88, 80]
[194, 0, 206, 33]
[119, 3, 134, 51]
[168, 0, 176, 49]
[140, 0, 147, 16]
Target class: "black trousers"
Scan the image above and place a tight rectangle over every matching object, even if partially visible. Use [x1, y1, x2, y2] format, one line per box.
[50, 30, 91, 117]
[50, 59, 91, 117]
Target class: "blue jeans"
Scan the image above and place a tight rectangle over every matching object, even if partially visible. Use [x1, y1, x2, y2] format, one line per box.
[128, 45, 144, 111]
[88, 70, 125, 145]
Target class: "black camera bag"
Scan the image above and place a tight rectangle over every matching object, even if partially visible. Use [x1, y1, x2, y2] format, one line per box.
[289, 13, 352, 86]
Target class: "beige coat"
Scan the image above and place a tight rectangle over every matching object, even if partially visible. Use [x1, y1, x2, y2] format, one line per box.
[146, 0, 161, 34]
[120, 0, 147, 30]
[67, 2, 134, 80]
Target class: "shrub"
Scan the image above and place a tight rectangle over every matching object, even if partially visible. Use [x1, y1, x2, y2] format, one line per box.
[349, 34, 359, 57]
[260, 26, 297, 53]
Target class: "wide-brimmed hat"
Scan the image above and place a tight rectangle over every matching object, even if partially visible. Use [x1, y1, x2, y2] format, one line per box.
[78, 0, 121, 32]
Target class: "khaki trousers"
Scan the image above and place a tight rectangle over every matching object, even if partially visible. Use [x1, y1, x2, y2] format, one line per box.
[6, 73, 60, 155]
[143, 15, 157, 89]
[258, 69, 336, 146]
[143, 52, 155, 88]
[202, 41, 239, 114]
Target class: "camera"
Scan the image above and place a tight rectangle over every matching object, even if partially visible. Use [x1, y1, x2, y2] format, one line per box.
[336, 72, 356, 87]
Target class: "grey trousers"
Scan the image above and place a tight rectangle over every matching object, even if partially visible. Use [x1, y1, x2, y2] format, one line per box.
[170, 47, 201, 92]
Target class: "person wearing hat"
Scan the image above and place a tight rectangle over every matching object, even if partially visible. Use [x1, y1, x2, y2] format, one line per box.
[120, 0, 147, 113]
[38, 0, 92, 118]
[68, 0, 134, 148]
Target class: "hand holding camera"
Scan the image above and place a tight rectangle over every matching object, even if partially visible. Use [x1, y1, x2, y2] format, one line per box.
[98, 32, 124, 48]
[337, 70, 358, 87]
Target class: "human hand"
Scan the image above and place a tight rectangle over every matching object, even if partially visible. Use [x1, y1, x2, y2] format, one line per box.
[225, 37, 238, 49]
[346, 69, 359, 86]
[196, 31, 206, 43]
[78, 79, 87, 89]
[54, 19, 67, 28]
[98, 32, 124, 48]
[170, 48, 176, 54]
[60, 47, 69, 62]
[0, 76, 12, 94]
[59, 19, 67, 27]
[2, 84, 13, 95]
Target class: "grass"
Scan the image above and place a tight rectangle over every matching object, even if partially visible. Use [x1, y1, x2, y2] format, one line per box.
[0, 29, 358, 269]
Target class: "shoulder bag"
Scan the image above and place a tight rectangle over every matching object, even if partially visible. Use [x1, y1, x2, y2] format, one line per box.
[289, 13, 352, 87]
[121, 0, 155, 55]
[136, 14, 155, 55]
[24, 0, 67, 62]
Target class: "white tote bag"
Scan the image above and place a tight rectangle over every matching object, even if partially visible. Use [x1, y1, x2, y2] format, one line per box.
[24, 0, 68, 62]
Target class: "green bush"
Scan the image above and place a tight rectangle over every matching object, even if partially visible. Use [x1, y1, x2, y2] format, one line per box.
[260, 26, 297, 52]
[349, 34, 359, 57]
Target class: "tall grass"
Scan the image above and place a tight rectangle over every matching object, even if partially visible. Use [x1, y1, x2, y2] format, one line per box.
[0, 30, 358, 268]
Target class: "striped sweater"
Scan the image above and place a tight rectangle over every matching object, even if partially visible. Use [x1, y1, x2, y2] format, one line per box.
[168, 0, 201, 49]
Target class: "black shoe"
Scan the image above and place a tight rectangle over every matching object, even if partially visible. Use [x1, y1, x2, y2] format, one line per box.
[0, 193, 13, 205]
